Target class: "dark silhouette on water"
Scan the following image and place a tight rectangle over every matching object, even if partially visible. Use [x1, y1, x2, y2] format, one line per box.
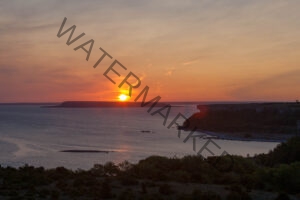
[60, 150, 114, 153]
[45, 101, 167, 108]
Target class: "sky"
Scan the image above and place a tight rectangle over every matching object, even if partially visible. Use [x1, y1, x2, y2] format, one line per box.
[0, 0, 300, 102]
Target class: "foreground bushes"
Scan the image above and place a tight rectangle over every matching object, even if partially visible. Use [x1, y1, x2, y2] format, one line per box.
[0, 137, 299, 199]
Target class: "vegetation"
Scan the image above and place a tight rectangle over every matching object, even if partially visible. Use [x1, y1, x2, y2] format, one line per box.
[0, 137, 299, 199]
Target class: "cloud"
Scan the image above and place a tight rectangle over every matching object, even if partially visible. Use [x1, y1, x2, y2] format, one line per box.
[182, 59, 200, 66]
[1, 0, 300, 101]
[0, 65, 18, 75]
[165, 67, 176, 76]
[231, 69, 300, 100]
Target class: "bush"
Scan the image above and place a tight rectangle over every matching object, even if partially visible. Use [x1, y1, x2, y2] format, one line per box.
[189, 190, 221, 200]
[50, 189, 60, 200]
[274, 193, 290, 200]
[166, 170, 190, 182]
[100, 178, 112, 198]
[118, 189, 135, 200]
[120, 175, 139, 186]
[200, 191, 222, 200]
[158, 183, 172, 195]
[139, 193, 164, 200]
[226, 191, 251, 200]
[141, 182, 147, 194]
[104, 162, 120, 176]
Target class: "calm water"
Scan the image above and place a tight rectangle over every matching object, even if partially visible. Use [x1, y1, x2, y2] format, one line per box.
[0, 104, 278, 169]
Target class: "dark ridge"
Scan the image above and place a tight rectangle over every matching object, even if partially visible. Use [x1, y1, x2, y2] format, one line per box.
[44, 101, 168, 108]
[60, 150, 115, 153]
[40, 101, 287, 108]
[0, 103, 57, 106]
[182, 102, 300, 135]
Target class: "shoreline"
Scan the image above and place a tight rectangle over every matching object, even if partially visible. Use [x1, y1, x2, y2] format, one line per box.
[192, 129, 293, 143]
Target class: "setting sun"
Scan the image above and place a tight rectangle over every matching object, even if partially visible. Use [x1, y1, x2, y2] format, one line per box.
[118, 94, 128, 101]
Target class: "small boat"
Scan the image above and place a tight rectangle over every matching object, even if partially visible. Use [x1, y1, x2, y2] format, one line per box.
[140, 130, 153, 133]
[60, 150, 114, 153]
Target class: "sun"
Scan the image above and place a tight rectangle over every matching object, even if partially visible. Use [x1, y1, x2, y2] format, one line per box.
[118, 94, 128, 101]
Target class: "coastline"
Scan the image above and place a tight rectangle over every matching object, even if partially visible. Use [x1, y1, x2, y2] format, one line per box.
[193, 129, 293, 143]
[0, 137, 299, 200]
[181, 102, 300, 143]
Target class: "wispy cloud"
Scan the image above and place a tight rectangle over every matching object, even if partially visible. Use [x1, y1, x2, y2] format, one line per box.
[182, 59, 199, 66]
[165, 67, 176, 77]
[231, 69, 300, 100]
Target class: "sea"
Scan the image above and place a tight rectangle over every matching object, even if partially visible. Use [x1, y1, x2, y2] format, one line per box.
[0, 103, 278, 170]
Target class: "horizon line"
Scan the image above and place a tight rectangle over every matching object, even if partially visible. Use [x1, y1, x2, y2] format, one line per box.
[0, 100, 296, 105]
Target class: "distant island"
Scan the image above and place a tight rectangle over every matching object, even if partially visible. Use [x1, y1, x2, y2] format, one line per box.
[44, 101, 168, 108]
[182, 102, 300, 141]
[60, 149, 115, 153]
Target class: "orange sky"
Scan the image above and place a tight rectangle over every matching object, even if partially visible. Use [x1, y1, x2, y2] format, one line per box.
[0, 1, 300, 102]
